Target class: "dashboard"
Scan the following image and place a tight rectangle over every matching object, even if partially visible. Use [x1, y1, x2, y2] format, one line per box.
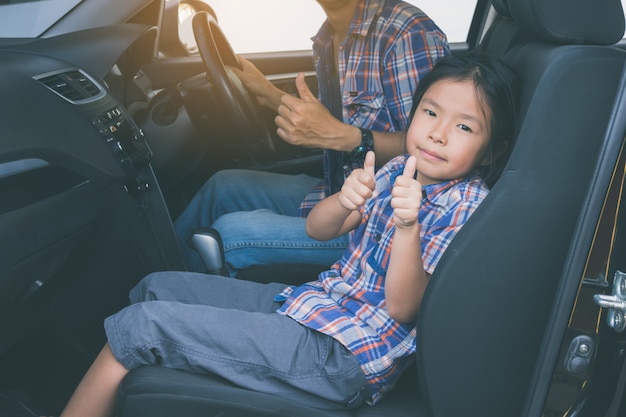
[0, 24, 157, 184]
[0, 23, 184, 354]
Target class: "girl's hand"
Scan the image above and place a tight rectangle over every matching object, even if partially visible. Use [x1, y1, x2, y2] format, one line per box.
[391, 155, 422, 228]
[338, 151, 377, 211]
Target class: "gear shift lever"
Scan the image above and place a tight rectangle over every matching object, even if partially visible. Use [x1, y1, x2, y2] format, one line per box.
[190, 227, 228, 276]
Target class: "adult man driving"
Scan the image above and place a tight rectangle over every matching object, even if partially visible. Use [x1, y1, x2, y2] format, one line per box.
[174, 0, 449, 274]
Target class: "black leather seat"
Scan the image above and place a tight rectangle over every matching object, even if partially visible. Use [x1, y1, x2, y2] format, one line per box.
[416, 0, 626, 413]
[116, 0, 626, 416]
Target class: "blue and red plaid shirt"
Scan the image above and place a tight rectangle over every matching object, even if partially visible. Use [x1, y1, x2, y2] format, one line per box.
[298, 0, 449, 216]
[278, 155, 489, 404]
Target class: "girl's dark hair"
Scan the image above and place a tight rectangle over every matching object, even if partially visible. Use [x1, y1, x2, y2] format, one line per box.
[408, 53, 520, 187]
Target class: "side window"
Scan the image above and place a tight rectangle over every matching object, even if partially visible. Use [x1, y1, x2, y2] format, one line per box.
[204, 0, 477, 54]
[412, 0, 477, 43]
[206, 0, 325, 54]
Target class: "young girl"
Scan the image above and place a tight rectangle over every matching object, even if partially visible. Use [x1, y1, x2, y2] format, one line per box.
[59, 54, 518, 417]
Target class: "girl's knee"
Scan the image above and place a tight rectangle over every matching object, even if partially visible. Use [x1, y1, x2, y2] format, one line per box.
[129, 272, 167, 303]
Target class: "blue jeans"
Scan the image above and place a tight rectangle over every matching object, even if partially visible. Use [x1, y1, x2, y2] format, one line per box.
[174, 169, 349, 275]
[105, 272, 368, 409]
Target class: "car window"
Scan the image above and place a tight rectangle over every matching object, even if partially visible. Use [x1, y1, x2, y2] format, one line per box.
[205, 0, 478, 54]
[2, 1, 626, 45]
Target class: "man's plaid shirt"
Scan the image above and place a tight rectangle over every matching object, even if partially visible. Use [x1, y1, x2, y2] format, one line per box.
[298, 0, 449, 216]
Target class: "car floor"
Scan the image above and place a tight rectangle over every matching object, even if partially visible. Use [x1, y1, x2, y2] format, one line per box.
[0, 322, 104, 416]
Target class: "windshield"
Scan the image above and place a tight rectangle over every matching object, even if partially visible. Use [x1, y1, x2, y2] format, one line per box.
[0, 0, 81, 37]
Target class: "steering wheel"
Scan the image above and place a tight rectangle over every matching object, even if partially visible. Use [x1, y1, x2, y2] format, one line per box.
[191, 11, 276, 160]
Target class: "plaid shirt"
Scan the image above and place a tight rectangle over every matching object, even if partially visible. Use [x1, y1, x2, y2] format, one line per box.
[278, 155, 489, 404]
[298, 0, 449, 216]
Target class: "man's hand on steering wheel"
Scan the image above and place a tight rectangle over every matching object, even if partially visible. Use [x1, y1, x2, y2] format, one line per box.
[231, 57, 286, 112]
[192, 11, 276, 160]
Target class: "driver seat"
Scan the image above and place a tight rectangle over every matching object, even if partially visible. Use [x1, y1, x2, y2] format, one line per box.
[115, 0, 626, 415]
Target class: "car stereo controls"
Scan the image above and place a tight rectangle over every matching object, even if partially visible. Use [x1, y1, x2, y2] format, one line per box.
[91, 106, 152, 168]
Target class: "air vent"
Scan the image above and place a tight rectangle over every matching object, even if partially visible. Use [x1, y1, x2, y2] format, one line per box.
[34, 69, 106, 104]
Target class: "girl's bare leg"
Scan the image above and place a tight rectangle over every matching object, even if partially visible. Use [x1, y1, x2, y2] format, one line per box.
[60, 342, 128, 417]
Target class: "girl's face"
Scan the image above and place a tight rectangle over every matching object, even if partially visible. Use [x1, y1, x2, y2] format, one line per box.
[406, 79, 492, 186]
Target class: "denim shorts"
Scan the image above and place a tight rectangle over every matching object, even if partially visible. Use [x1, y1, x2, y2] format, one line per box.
[104, 271, 368, 410]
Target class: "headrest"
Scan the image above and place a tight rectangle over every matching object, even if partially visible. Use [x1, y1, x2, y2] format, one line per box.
[508, 0, 625, 45]
[491, 0, 511, 18]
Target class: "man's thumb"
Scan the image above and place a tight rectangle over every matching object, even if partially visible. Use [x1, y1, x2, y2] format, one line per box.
[296, 72, 317, 102]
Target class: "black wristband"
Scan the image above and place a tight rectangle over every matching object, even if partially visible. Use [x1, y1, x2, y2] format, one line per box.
[349, 128, 374, 168]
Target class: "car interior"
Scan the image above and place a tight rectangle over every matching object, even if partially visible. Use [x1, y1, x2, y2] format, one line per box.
[1, 0, 626, 416]
[116, 0, 626, 415]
